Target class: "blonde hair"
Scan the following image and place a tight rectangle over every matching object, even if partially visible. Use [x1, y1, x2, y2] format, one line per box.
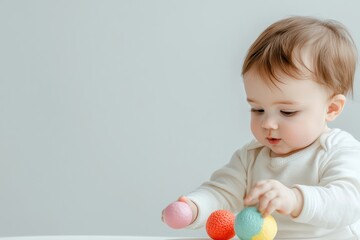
[242, 16, 357, 96]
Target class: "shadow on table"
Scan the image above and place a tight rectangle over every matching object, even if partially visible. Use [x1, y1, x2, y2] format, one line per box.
[169, 239, 234, 240]
[168, 238, 236, 240]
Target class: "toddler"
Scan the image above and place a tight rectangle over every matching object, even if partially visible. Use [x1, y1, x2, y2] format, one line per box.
[162, 16, 360, 239]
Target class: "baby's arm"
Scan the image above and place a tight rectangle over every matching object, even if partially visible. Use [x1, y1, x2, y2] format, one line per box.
[182, 148, 250, 228]
[246, 146, 360, 228]
[162, 146, 251, 229]
[293, 148, 360, 228]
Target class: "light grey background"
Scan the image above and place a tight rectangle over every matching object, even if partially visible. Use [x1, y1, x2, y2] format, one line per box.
[1, 0, 359, 238]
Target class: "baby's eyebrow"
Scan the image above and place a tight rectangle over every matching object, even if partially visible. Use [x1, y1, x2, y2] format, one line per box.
[272, 100, 299, 105]
[246, 98, 257, 103]
[246, 98, 299, 105]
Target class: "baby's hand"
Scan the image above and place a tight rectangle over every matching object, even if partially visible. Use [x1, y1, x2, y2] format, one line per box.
[244, 179, 303, 217]
[161, 196, 198, 229]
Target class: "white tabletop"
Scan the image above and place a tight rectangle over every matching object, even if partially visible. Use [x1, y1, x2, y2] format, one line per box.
[0, 236, 211, 240]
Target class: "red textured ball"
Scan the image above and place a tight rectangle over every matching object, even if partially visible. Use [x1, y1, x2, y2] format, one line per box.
[206, 210, 235, 240]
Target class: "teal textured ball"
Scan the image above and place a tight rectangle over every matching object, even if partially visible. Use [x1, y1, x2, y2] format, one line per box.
[234, 207, 277, 240]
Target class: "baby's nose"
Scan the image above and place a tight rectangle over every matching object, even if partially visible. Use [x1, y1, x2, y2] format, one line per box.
[261, 115, 278, 130]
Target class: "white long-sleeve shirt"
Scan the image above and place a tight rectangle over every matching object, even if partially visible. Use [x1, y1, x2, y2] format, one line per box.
[187, 128, 360, 239]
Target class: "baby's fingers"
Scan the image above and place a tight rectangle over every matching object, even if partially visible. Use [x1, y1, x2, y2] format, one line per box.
[262, 198, 281, 217]
[244, 181, 273, 205]
[258, 190, 277, 214]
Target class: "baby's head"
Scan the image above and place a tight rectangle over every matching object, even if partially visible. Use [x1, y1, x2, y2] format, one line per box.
[242, 16, 357, 97]
[242, 16, 357, 157]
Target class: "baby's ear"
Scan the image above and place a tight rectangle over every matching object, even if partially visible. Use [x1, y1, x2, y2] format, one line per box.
[326, 94, 346, 122]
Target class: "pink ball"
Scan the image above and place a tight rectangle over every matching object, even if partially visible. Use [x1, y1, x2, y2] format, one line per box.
[163, 201, 193, 229]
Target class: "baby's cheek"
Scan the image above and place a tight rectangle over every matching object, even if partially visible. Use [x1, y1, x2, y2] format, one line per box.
[285, 124, 315, 148]
[281, 120, 300, 139]
[251, 120, 263, 140]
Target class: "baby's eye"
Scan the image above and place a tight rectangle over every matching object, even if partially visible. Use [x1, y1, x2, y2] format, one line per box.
[251, 109, 264, 113]
[280, 110, 297, 117]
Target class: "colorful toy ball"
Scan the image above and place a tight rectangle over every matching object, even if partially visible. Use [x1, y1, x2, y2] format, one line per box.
[206, 210, 235, 240]
[234, 207, 277, 240]
[163, 201, 193, 229]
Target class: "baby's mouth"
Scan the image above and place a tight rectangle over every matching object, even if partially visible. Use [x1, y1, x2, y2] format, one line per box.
[266, 137, 281, 145]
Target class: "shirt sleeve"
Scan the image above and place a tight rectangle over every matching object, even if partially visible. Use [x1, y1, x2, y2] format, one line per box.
[293, 146, 360, 228]
[185, 146, 251, 229]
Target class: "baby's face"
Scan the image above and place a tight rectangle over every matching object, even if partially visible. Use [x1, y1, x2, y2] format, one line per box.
[243, 68, 332, 157]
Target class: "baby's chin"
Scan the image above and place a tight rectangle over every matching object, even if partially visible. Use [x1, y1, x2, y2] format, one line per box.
[256, 138, 304, 157]
[270, 150, 293, 158]
[269, 146, 306, 157]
